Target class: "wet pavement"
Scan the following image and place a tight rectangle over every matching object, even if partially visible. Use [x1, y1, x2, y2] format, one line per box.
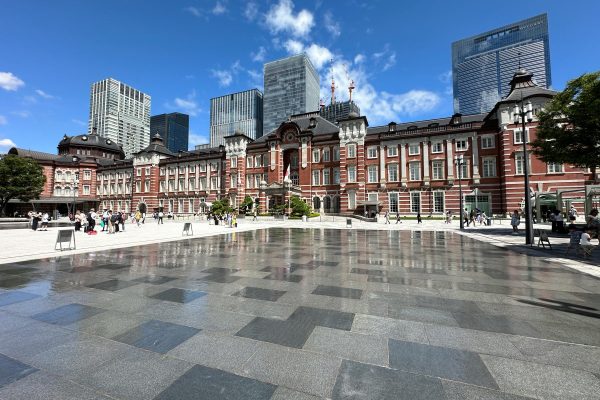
[0, 228, 599, 399]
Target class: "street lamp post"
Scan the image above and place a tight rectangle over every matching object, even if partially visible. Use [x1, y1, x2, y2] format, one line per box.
[513, 98, 534, 245]
[455, 155, 465, 230]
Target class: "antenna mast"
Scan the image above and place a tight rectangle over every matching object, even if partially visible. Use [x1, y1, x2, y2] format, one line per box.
[343, 64, 355, 102]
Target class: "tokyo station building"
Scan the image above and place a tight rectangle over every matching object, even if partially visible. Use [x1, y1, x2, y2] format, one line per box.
[8, 69, 596, 217]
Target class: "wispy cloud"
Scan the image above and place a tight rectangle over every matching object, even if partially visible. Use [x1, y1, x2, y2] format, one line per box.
[373, 44, 396, 71]
[72, 119, 87, 126]
[188, 131, 209, 149]
[0, 72, 25, 91]
[265, 0, 314, 38]
[251, 46, 267, 62]
[11, 110, 30, 118]
[0, 115, 7, 125]
[0, 138, 17, 151]
[211, 60, 243, 87]
[184, 6, 202, 17]
[244, 2, 258, 21]
[212, 1, 227, 15]
[438, 70, 453, 95]
[283, 40, 332, 70]
[324, 12, 340, 37]
[35, 89, 55, 99]
[165, 91, 201, 116]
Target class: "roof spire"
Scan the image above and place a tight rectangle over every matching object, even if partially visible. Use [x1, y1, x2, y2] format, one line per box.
[330, 58, 336, 105]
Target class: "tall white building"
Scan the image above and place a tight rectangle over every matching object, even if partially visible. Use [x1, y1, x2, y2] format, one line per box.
[88, 78, 151, 156]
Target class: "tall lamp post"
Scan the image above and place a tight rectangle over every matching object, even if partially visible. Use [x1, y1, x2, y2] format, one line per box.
[455, 155, 465, 230]
[513, 98, 534, 245]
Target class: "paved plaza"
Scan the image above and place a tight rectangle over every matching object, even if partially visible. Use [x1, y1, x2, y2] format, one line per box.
[0, 227, 599, 399]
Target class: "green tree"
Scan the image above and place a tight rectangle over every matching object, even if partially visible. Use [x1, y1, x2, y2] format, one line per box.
[240, 195, 253, 212]
[0, 155, 46, 216]
[211, 198, 233, 216]
[530, 71, 600, 171]
[290, 195, 311, 217]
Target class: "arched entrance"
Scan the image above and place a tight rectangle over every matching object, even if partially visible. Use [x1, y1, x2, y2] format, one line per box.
[323, 196, 331, 213]
[138, 203, 147, 214]
[332, 196, 340, 213]
[313, 196, 321, 211]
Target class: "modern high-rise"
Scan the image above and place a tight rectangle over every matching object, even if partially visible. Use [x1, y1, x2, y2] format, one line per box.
[88, 78, 151, 156]
[210, 89, 263, 146]
[320, 101, 361, 124]
[452, 13, 551, 115]
[263, 54, 320, 135]
[150, 113, 189, 153]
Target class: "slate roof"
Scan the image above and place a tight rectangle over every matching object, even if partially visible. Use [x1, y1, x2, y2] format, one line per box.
[8, 148, 60, 161]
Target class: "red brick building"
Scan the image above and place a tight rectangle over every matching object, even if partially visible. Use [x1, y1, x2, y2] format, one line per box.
[8, 69, 597, 217]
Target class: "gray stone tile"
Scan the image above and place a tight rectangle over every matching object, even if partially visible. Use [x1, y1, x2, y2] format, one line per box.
[242, 345, 341, 398]
[331, 359, 446, 400]
[28, 336, 130, 378]
[168, 333, 260, 372]
[0, 354, 37, 388]
[149, 287, 207, 303]
[0, 311, 37, 334]
[86, 279, 140, 292]
[155, 364, 276, 400]
[288, 306, 355, 331]
[312, 285, 363, 299]
[0, 321, 79, 360]
[270, 386, 323, 400]
[130, 275, 177, 285]
[442, 380, 537, 400]
[235, 315, 315, 348]
[0, 370, 110, 399]
[112, 319, 200, 354]
[31, 303, 106, 326]
[482, 354, 600, 400]
[351, 314, 429, 344]
[425, 324, 523, 358]
[75, 348, 193, 400]
[388, 339, 498, 389]
[0, 291, 41, 307]
[304, 326, 389, 366]
[388, 304, 460, 326]
[452, 312, 541, 337]
[64, 310, 149, 338]
[232, 286, 287, 302]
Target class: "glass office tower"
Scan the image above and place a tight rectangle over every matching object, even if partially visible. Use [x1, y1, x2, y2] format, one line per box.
[150, 113, 189, 153]
[263, 54, 320, 135]
[210, 89, 263, 146]
[320, 101, 361, 124]
[452, 13, 551, 115]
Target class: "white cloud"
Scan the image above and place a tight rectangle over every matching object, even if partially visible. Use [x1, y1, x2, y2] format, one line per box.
[251, 46, 267, 62]
[0, 138, 17, 151]
[188, 132, 209, 149]
[324, 12, 340, 37]
[184, 6, 202, 17]
[265, 0, 314, 38]
[72, 119, 87, 126]
[244, 2, 258, 21]
[212, 69, 233, 87]
[283, 39, 304, 54]
[247, 69, 263, 89]
[0, 115, 7, 125]
[11, 110, 30, 118]
[35, 89, 55, 99]
[354, 54, 365, 64]
[438, 70, 452, 84]
[373, 45, 396, 72]
[283, 40, 332, 70]
[23, 95, 37, 105]
[165, 91, 201, 116]
[212, 1, 227, 15]
[0, 72, 25, 91]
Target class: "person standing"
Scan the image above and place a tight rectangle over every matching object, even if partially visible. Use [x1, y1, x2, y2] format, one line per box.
[134, 210, 142, 227]
[384, 211, 390, 224]
[74, 210, 82, 231]
[158, 210, 164, 224]
[417, 212, 422, 224]
[253, 209, 257, 221]
[554, 210, 564, 233]
[87, 208, 97, 232]
[463, 208, 470, 227]
[31, 211, 39, 231]
[396, 212, 402, 224]
[40, 212, 49, 231]
[511, 210, 521, 233]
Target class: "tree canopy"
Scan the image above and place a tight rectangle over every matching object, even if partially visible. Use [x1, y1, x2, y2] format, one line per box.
[0, 155, 46, 216]
[530, 71, 600, 170]
[290, 195, 311, 217]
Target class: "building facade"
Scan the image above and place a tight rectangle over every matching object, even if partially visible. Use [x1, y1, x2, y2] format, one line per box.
[88, 78, 151, 157]
[210, 89, 263, 146]
[263, 54, 320, 136]
[452, 13, 551, 115]
[150, 113, 189, 153]
[319, 101, 360, 125]
[9, 70, 597, 218]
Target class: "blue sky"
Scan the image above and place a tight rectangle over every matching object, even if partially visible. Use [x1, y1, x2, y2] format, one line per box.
[1, 0, 599, 153]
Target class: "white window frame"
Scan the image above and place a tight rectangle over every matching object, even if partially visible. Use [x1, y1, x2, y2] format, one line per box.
[347, 166, 357, 183]
[312, 170, 320, 186]
[547, 162, 563, 174]
[322, 148, 330, 162]
[410, 192, 421, 213]
[482, 157, 497, 177]
[433, 191, 445, 213]
[455, 139, 468, 152]
[387, 146, 398, 157]
[333, 168, 340, 184]
[432, 160, 444, 180]
[367, 165, 378, 183]
[82, 185, 90, 195]
[409, 162, 421, 181]
[323, 168, 330, 185]
[431, 142, 443, 153]
[367, 192, 378, 202]
[333, 146, 340, 161]
[408, 144, 420, 155]
[312, 149, 320, 163]
[347, 144, 357, 158]
[367, 146, 378, 159]
[387, 164, 398, 182]
[513, 128, 529, 145]
[389, 192, 399, 213]
[83, 170, 91, 180]
[481, 135, 495, 149]
[514, 152, 529, 175]
[230, 158, 237, 168]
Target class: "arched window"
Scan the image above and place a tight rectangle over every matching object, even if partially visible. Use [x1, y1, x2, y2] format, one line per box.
[63, 186, 71, 196]
[324, 196, 331, 213]
[313, 196, 321, 211]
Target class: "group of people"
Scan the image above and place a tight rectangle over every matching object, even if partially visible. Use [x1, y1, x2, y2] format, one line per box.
[463, 208, 489, 227]
[28, 211, 50, 231]
[208, 212, 238, 228]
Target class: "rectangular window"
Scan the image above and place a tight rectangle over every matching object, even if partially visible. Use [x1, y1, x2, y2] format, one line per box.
[246, 176, 252, 188]
[513, 129, 529, 144]
[230, 158, 237, 168]
[481, 135, 495, 149]
[189, 199, 194, 213]
[410, 192, 421, 213]
[433, 192, 444, 213]
[145, 167, 150, 175]
[432, 161, 444, 180]
[179, 178, 185, 190]
[136, 168, 141, 177]
[347, 144, 356, 158]
[160, 181, 166, 192]
[211, 176, 219, 189]
[322, 148, 330, 162]
[387, 146, 398, 157]
[178, 166, 185, 174]
[254, 155, 261, 167]
[189, 165, 195, 173]
[159, 168, 166, 176]
[456, 139, 468, 151]
[247, 157, 252, 168]
[178, 199, 184, 213]
[368, 165, 378, 183]
[83, 170, 91, 180]
[323, 169, 330, 185]
[230, 173, 237, 188]
[200, 163, 206, 172]
[135, 181, 141, 192]
[408, 144, 420, 155]
[333, 168, 340, 184]
[312, 149, 320, 163]
[333, 146, 340, 161]
[388, 164, 398, 182]
[515, 153, 525, 175]
[347, 166, 357, 183]
[312, 170, 320, 186]
[348, 191, 356, 209]
[482, 158, 496, 177]
[409, 162, 420, 181]
[547, 162, 563, 173]
[188, 178, 195, 190]
[199, 177, 206, 190]
[389, 192, 399, 213]
[459, 161, 469, 178]
[83, 185, 90, 195]
[168, 179, 175, 191]
[367, 192, 378, 202]
[432, 142, 443, 153]
[367, 146, 378, 159]
[144, 180, 150, 192]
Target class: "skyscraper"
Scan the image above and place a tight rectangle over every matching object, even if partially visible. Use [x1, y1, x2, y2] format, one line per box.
[88, 78, 151, 157]
[210, 89, 263, 146]
[452, 13, 551, 115]
[150, 113, 189, 153]
[263, 54, 320, 135]
[320, 101, 361, 125]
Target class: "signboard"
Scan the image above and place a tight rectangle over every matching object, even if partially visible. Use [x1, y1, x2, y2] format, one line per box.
[182, 222, 193, 236]
[55, 229, 76, 251]
[536, 229, 552, 249]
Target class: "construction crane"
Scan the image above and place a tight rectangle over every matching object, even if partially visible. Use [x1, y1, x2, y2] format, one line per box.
[343, 63, 356, 102]
[329, 58, 336, 105]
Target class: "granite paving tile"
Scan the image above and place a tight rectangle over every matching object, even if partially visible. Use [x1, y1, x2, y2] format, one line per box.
[31, 303, 106, 326]
[0, 354, 38, 388]
[112, 320, 200, 354]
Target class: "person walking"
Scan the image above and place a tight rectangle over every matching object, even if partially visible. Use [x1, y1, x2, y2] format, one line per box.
[135, 210, 142, 227]
[384, 211, 390, 224]
[417, 212, 422, 224]
[463, 208, 470, 227]
[31, 211, 40, 231]
[511, 210, 521, 233]
[253, 209, 257, 221]
[87, 208, 97, 232]
[158, 210, 164, 224]
[40, 212, 49, 231]
[101, 209, 109, 231]
[396, 213, 402, 224]
[74, 210, 82, 231]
